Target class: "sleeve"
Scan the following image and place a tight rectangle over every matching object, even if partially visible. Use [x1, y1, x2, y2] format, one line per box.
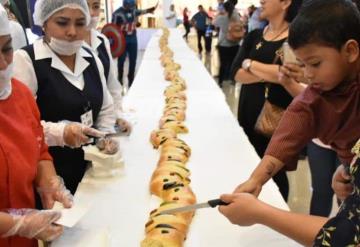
[101, 34, 124, 119]
[112, 11, 124, 25]
[213, 16, 223, 27]
[22, 83, 53, 161]
[93, 54, 116, 133]
[136, 9, 147, 16]
[230, 30, 258, 80]
[13, 49, 38, 96]
[264, 99, 316, 170]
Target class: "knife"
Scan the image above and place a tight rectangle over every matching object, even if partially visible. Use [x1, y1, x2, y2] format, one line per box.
[159, 199, 229, 215]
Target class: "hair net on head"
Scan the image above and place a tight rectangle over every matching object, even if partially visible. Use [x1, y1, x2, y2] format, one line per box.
[0, 4, 10, 36]
[33, 0, 90, 27]
[0, 0, 9, 5]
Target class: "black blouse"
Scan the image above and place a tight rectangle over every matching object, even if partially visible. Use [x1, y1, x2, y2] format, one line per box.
[231, 29, 293, 131]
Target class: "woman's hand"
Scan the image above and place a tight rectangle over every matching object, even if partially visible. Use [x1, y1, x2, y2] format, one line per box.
[332, 164, 353, 201]
[37, 176, 73, 209]
[218, 193, 264, 226]
[2, 209, 63, 242]
[279, 63, 305, 85]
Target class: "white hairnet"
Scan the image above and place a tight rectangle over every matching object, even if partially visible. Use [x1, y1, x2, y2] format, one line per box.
[0, 0, 9, 5]
[33, 0, 90, 27]
[0, 4, 10, 36]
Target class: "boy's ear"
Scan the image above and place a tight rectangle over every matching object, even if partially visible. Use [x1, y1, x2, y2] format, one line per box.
[343, 39, 359, 63]
[281, 0, 292, 11]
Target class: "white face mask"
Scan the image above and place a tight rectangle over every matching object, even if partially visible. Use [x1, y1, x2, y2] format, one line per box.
[48, 37, 83, 56]
[0, 62, 13, 99]
[88, 16, 100, 29]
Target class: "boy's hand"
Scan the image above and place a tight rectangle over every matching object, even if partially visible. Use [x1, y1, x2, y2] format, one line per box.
[233, 177, 262, 196]
[332, 164, 353, 200]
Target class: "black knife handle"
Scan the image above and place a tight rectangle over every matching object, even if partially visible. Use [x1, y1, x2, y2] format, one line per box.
[208, 199, 229, 207]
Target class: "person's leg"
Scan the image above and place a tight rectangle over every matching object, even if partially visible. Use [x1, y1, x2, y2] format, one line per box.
[308, 141, 338, 216]
[197, 30, 203, 54]
[117, 47, 127, 85]
[127, 40, 138, 87]
[225, 45, 240, 82]
[205, 34, 212, 54]
[218, 46, 227, 87]
[272, 170, 289, 201]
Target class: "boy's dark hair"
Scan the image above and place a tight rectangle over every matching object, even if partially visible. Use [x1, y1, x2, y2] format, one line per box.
[289, 0, 360, 50]
[285, 0, 303, 22]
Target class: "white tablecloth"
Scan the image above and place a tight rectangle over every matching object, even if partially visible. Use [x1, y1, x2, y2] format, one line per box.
[52, 29, 301, 247]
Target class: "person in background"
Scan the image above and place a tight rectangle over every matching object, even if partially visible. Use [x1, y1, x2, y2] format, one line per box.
[182, 7, 190, 41]
[247, 7, 267, 33]
[165, 4, 177, 28]
[230, 0, 304, 201]
[207, 6, 216, 19]
[0, 0, 27, 50]
[13, 0, 117, 194]
[112, 0, 156, 88]
[0, 5, 73, 246]
[214, 1, 241, 87]
[217, 0, 225, 15]
[307, 140, 340, 217]
[84, 0, 132, 134]
[191, 5, 211, 56]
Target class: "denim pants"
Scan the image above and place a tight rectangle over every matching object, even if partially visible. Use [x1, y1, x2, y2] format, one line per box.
[307, 141, 340, 216]
[117, 39, 138, 88]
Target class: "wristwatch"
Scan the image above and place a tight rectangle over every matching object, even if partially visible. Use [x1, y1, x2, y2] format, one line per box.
[242, 59, 252, 72]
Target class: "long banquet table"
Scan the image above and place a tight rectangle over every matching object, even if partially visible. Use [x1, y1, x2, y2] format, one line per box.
[52, 29, 301, 247]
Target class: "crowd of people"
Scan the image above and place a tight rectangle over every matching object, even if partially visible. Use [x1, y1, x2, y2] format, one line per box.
[1, 0, 360, 246]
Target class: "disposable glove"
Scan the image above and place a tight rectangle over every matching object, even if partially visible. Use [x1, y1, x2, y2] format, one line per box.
[2, 209, 62, 242]
[63, 122, 105, 148]
[116, 118, 132, 136]
[37, 176, 73, 209]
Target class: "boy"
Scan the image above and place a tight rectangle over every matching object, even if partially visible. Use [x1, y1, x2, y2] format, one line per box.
[219, 0, 360, 246]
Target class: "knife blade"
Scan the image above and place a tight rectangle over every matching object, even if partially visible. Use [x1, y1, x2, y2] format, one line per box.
[159, 199, 229, 215]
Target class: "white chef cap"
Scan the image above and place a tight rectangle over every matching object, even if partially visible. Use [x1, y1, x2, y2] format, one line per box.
[33, 0, 90, 27]
[0, 4, 10, 36]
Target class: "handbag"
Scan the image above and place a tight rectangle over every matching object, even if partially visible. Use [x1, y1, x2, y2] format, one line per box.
[254, 85, 285, 137]
[254, 49, 286, 137]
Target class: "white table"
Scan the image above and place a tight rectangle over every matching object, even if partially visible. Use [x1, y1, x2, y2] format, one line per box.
[52, 29, 301, 247]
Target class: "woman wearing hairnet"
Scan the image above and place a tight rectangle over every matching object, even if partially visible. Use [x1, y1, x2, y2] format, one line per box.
[84, 0, 132, 134]
[13, 0, 117, 194]
[0, 4, 73, 247]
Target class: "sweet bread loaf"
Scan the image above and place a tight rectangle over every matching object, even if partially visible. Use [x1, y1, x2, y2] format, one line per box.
[145, 214, 188, 235]
[158, 152, 188, 164]
[150, 129, 177, 149]
[161, 121, 188, 134]
[163, 109, 186, 122]
[141, 227, 185, 247]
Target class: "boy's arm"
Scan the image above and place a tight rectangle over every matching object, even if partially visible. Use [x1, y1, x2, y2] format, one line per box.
[235, 99, 315, 195]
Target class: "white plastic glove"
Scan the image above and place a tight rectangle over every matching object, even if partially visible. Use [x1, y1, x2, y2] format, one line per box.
[2, 209, 62, 242]
[37, 176, 73, 209]
[116, 118, 132, 135]
[63, 122, 105, 148]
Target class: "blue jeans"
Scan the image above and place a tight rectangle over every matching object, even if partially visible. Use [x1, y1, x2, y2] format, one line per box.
[117, 39, 138, 88]
[307, 141, 340, 216]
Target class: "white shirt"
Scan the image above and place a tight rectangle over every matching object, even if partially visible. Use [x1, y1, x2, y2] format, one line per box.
[83, 29, 124, 119]
[13, 39, 116, 146]
[165, 10, 177, 28]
